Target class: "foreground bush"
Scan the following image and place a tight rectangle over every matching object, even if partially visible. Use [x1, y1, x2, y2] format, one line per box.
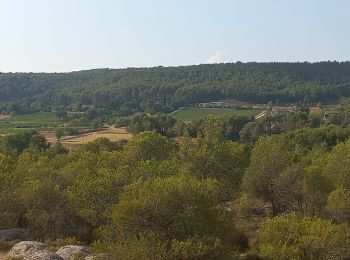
[95, 175, 246, 259]
[255, 212, 350, 259]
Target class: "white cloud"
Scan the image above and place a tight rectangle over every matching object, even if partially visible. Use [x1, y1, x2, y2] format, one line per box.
[206, 51, 223, 64]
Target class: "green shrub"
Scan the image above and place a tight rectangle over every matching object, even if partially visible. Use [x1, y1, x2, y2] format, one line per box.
[0, 239, 15, 252]
[255, 213, 350, 259]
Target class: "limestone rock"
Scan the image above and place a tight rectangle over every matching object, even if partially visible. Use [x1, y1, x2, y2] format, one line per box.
[6, 241, 63, 260]
[56, 245, 91, 259]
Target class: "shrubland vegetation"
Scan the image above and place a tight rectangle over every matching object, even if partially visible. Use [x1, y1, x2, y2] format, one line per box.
[1, 115, 350, 258]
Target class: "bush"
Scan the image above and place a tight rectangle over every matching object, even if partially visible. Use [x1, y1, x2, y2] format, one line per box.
[0, 239, 15, 252]
[255, 213, 350, 259]
[47, 237, 82, 252]
[95, 175, 246, 259]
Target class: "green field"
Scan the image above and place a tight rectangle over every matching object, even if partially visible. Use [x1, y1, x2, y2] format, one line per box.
[0, 112, 60, 133]
[171, 107, 260, 121]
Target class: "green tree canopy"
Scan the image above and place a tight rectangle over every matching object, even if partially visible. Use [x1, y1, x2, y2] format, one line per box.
[256, 213, 350, 260]
[96, 175, 246, 259]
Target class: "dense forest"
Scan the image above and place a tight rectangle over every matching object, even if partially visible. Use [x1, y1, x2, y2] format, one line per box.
[1, 62, 350, 114]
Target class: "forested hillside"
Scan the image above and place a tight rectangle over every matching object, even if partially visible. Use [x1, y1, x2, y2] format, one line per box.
[1, 62, 350, 114]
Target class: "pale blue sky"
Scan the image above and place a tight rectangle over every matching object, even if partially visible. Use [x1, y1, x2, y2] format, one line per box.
[0, 0, 349, 72]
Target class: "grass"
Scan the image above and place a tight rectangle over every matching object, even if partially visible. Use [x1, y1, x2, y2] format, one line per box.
[0, 111, 133, 148]
[171, 107, 261, 121]
[0, 112, 60, 134]
[60, 127, 133, 149]
[0, 239, 15, 252]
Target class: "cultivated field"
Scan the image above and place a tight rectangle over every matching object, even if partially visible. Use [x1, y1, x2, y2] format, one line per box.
[0, 112, 134, 149]
[0, 112, 60, 133]
[171, 107, 261, 121]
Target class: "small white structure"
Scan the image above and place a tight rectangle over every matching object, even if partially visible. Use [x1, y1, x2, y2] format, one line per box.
[196, 101, 229, 108]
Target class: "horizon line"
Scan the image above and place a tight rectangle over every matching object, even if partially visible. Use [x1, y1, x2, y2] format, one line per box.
[1, 60, 349, 74]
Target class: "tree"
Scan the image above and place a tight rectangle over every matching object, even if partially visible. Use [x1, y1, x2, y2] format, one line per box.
[239, 122, 263, 144]
[85, 107, 98, 120]
[173, 120, 186, 137]
[54, 128, 64, 141]
[324, 140, 350, 189]
[272, 167, 304, 214]
[15, 153, 80, 240]
[81, 137, 122, 154]
[0, 152, 20, 228]
[310, 113, 322, 128]
[2, 62, 350, 115]
[180, 134, 250, 200]
[328, 113, 342, 125]
[326, 188, 350, 225]
[28, 135, 51, 151]
[0, 130, 46, 155]
[180, 117, 250, 200]
[301, 149, 334, 216]
[96, 175, 246, 259]
[55, 108, 67, 121]
[223, 116, 251, 141]
[0, 131, 31, 155]
[242, 135, 294, 215]
[66, 166, 125, 241]
[282, 111, 308, 132]
[123, 131, 175, 163]
[256, 213, 350, 259]
[202, 115, 224, 142]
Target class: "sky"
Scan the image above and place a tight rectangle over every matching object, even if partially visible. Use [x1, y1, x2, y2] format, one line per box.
[0, 0, 349, 72]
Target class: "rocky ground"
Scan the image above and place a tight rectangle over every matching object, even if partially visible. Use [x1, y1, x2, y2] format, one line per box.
[0, 229, 93, 260]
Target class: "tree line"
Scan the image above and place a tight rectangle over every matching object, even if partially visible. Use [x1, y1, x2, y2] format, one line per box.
[113, 100, 350, 144]
[1, 62, 350, 114]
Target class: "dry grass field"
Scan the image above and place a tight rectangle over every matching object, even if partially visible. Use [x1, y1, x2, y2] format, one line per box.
[0, 114, 10, 120]
[42, 127, 133, 149]
[63, 127, 132, 143]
